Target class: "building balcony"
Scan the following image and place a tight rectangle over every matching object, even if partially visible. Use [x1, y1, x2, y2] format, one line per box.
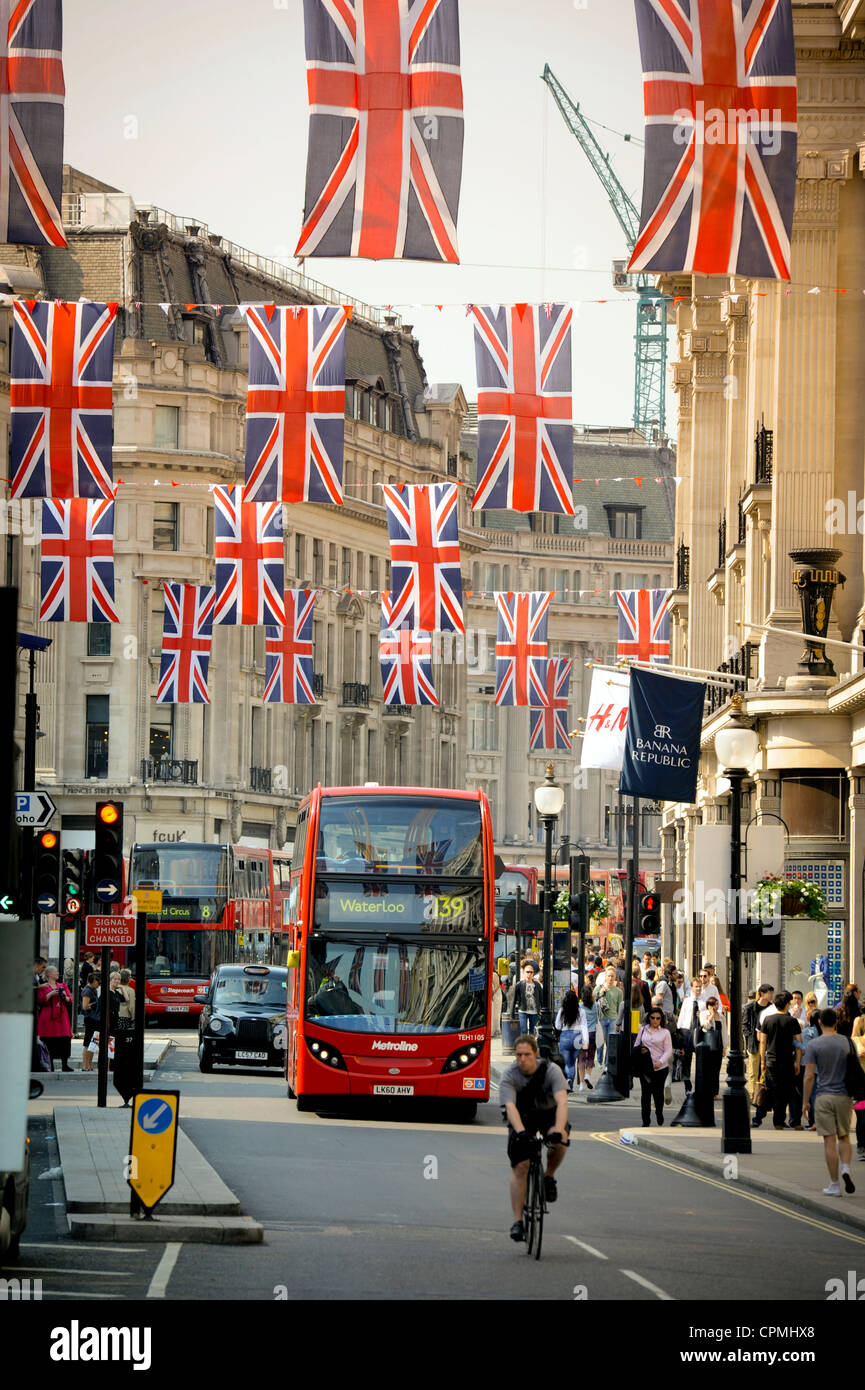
[384, 704, 412, 716]
[250, 766, 273, 793]
[140, 758, 198, 785]
[341, 682, 370, 708]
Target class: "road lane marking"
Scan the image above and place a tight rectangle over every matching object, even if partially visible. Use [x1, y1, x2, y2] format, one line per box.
[146, 1242, 182, 1299]
[13, 1266, 132, 1276]
[591, 1131, 865, 1247]
[44, 1291, 123, 1299]
[563, 1236, 608, 1260]
[22, 1243, 148, 1253]
[620, 1268, 674, 1300]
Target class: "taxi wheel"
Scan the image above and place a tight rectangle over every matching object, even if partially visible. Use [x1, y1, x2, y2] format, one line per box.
[198, 1044, 214, 1074]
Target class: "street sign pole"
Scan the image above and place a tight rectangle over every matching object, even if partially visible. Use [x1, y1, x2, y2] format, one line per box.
[133, 911, 147, 1096]
[96, 945, 110, 1109]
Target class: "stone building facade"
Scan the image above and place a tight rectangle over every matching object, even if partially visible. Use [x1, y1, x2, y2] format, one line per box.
[658, 1, 865, 997]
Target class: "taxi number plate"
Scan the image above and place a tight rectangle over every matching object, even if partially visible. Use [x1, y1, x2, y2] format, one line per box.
[237, 1050, 268, 1060]
[373, 1084, 414, 1096]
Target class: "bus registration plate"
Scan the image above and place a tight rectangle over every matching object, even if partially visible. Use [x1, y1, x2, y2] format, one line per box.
[373, 1084, 414, 1096]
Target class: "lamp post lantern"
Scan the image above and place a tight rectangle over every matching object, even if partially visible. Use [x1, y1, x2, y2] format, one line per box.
[534, 763, 564, 1061]
[714, 696, 759, 1155]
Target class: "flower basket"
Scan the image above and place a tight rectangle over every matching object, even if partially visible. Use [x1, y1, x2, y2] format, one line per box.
[753, 874, 827, 923]
[553, 887, 610, 924]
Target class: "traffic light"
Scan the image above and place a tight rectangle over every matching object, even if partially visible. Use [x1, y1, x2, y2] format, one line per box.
[61, 849, 85, 918]
[93, 800, 124, 904]
[639, 890, 661, 936]
[34, 830, 61, 914]
[568, 856, 589, 935]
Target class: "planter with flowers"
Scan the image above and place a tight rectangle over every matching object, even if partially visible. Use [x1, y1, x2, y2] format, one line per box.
[753, 874, 827, 924]
[553, 887, 611, 924]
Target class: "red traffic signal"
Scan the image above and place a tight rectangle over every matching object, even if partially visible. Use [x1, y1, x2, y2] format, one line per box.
[639, 890, 661, 935]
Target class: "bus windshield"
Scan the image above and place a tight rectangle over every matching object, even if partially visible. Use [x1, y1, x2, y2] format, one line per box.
[131, 845, 230, 903]
[146, 928, 235, 979]
[305, 937, 487, 1034]
[316, 795, 483, 877]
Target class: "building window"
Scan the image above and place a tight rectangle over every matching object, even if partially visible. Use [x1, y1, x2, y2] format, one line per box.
[328, 543, 338, 588]
[345, 384, 355, 418]
[149, 700, 173, 762]
[342, 547, 352, 588]
[295, 534, 306, 581]
[468, 701, 496, 751]
[369, 555, 379, 593]
[86, 694, 109, 779]
[605, 506, 643, 539]
[553, 570, 567, 600]
[87, 624, 111, 657]
[572, 569, 581, 596]
[355, 550, 365, 591]
[153, 501, 179, 551]
[313, 539, 324, 586]
[154, 405, 180, 449]
[780, 774, 845, 839]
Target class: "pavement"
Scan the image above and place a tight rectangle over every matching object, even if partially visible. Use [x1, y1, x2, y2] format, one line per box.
[43, 1035, 263, 1245]
[490, 1036, 865, 1234]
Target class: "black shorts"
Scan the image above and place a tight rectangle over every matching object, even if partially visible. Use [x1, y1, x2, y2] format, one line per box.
[507, 1111, 569, 1167]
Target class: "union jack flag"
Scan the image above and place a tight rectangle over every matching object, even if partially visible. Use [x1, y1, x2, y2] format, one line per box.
[494, 591, 550, 707]
[379, 593, 437, 707]
[296, 0, 463, 262]
[383, 482, 464, 634]
[243, 305, 347, 504]
[0, 0, 65, 247]
[264, 589, 316, 704]
[212, 486, 285, 627]
[628, 0, 797, 279]
[471, 304, 574, 514]
[39, 497, 117, 623]
[11, 301, 117, 499]
[157, 584, 215, 704]
[530, 658, 572, 751]
[615, 588, 672, 664]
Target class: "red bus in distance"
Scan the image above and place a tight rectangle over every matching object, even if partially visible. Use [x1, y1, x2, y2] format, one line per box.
[284, 784, 496, 1117]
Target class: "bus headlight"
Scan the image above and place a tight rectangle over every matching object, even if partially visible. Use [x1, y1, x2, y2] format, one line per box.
[306, 1037, 346, 1070]
[441, 1044, 481, 1073]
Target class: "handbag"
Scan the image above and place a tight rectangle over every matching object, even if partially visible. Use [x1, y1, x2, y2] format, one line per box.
[754, 1079, 768, 1109]
[845, 1040, 865, 1102]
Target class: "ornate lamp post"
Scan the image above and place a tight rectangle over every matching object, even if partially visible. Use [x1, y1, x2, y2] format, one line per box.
[534, 763, 564, 1061]
[714, 697, 759, 1154]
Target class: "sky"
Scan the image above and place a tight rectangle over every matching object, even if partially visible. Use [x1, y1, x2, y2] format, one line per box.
[63, 0, 659, 428]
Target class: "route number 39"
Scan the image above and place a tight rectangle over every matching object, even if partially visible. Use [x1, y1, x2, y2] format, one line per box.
[435, 895, 465, 918]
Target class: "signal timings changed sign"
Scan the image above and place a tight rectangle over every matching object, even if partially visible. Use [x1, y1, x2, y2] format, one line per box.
[86, 914, 136, 948]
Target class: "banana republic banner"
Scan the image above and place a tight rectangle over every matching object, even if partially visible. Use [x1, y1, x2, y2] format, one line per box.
[619, 667, 706, 804]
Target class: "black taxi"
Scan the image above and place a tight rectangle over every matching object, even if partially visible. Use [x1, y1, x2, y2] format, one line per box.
[196, 964, 287, 1072]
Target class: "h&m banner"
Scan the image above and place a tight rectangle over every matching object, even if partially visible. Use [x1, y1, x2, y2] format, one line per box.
[618, 667, 705, 804]
[580, 668, 630, 772]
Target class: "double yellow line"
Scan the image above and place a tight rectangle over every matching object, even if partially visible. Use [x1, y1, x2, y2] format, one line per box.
[591, 1131, 865, 1247]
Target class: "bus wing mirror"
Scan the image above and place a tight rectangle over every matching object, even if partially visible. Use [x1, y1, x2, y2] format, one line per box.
[286, 950, 301, 970]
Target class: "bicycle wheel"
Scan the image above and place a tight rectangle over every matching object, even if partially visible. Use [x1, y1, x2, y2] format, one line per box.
[524, 1155, 541, 1257]
[534, 1168, 545, 1261]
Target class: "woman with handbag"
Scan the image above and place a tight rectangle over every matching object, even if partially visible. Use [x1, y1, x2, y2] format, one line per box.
[81, 970, 101, 1072]
[36, 966, 74, 1071]
[634, 1007, 673, 1126]
[852, 1017, 865, 1160]
[555, 987, 588, 1094]
[694, 996, 728, 1125]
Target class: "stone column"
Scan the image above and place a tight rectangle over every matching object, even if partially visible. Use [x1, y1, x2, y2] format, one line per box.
[684, 285, 729, 675]
[847, 772, 865, 990]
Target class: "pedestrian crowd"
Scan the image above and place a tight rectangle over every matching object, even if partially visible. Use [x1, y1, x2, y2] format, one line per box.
[505, 947, 865, 1174]
[32, 953, 135, 1081]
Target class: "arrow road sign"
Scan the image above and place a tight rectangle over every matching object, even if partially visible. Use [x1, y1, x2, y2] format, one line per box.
[15, 792, 57, 828]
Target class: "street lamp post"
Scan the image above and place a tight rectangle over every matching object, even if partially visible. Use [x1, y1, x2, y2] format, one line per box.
[534, 763, 565, 1062]
[714, 698, 759, 1155]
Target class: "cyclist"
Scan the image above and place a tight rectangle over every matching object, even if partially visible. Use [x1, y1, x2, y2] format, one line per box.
[500, 1033, 570, 1242]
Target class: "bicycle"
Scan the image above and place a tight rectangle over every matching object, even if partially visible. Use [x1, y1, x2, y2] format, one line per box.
[522, 1134, 551, 1260]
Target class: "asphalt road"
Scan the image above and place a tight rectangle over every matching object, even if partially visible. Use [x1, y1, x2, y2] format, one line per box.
[16, 1026, 865, 1303]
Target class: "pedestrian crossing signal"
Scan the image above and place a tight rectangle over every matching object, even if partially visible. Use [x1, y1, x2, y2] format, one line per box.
[639, 891, 661, 935]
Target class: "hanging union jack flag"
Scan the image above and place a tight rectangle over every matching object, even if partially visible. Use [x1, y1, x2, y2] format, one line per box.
[471, 304, 574, 514]
[11, 300, 117, 500]
[243, 305, 347, 505]
[296, 0, 463, 262]
[383, 482, 464, 634]
[39, 497, 118, 623]
[628, 0, 797, 279]
[379, 594, 437, 707]
[212, 486, 285, 627]
[495, 591, 551, 707]
[530, 658, 572, 751]
[157, 584, 215, 704]
[264, 589, 316, 704]
[615, 588, 672, 664]
[0, 0, 66, 247]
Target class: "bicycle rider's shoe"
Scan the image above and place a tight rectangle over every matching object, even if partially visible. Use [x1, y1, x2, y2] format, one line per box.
[510, 1220, 526, 1242]
[543, 1175, 558, 1203]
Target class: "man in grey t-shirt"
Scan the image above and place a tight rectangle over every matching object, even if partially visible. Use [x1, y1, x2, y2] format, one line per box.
[802, 1009, 855, 1198]
[501, 1034, 569, 1242]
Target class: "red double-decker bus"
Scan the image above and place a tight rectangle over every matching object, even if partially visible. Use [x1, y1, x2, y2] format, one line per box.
[284, 785, 496, 1118]
[129, 843, 275, 1019]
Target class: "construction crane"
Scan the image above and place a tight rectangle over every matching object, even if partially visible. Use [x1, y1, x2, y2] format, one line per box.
[542, 64, 668, 439]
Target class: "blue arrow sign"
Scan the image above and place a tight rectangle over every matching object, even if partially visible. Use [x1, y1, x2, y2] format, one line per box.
[96, 879, 121, 902]
[136, 1098, 174, 1135]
